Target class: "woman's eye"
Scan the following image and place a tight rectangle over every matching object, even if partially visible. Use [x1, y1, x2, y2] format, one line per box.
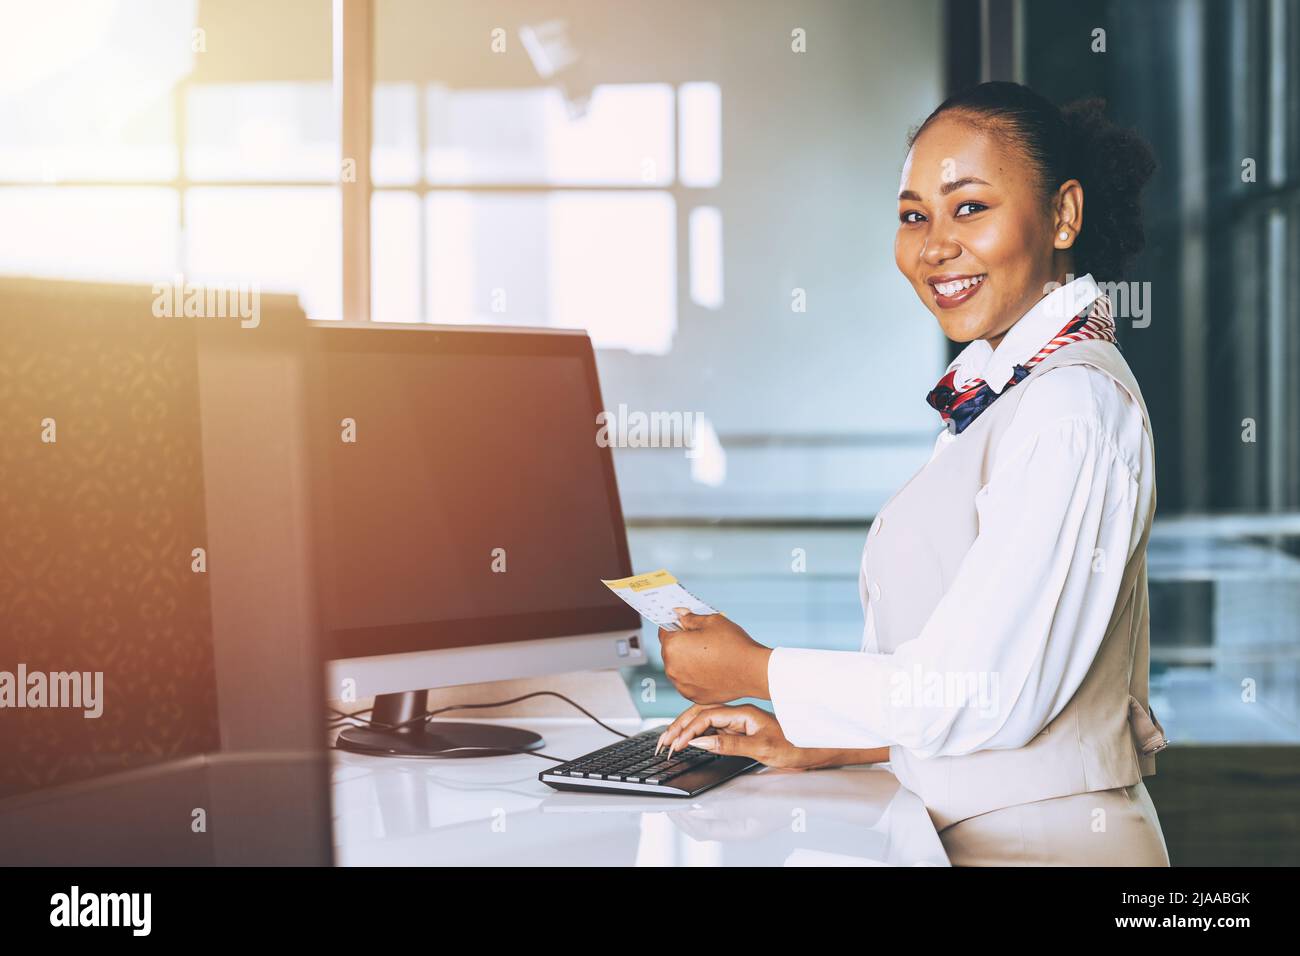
[899, 210, 925, 224]
[955, 201, 988, 217]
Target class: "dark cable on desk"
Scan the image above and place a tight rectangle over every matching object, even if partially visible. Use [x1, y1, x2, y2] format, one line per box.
[326, 690, 633, 761]
[327, 691, 632, 740]
[328, 706, 373, 729]
[427, 691, 633, 739]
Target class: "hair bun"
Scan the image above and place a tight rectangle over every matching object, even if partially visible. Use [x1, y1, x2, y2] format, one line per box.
[1060, 97, 1157, 279]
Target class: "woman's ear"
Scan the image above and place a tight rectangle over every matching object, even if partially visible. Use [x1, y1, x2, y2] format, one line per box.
[1053, 179, 1085, 250]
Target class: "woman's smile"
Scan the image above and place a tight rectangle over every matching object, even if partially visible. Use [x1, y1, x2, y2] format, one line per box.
[928, 272, 988, 309]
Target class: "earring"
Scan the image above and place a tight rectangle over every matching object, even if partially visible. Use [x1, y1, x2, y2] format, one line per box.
[1058, 230, 1070, 242]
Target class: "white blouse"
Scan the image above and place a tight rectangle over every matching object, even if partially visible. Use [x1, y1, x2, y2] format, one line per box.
[767, 274, 1156, 758]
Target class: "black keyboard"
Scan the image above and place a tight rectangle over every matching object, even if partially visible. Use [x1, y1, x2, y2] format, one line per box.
[539, 728, 759, 797]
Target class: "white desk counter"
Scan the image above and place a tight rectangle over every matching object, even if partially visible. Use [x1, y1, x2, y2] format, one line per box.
[332, 717, 950, 866]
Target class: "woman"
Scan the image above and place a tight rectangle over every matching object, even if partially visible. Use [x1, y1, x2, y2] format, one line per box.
[655, 81, 1170, 866]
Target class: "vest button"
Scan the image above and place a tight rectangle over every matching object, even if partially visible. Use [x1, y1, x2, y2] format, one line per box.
[870, 580, 882, 602]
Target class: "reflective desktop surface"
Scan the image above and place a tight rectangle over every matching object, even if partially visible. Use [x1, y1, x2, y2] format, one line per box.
[332, 718, 950, 866]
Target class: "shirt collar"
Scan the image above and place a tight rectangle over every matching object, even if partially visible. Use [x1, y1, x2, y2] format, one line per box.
[945, 273, 1102, 395]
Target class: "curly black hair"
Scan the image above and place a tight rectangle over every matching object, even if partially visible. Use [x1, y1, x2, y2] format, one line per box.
[908, 81, 1157, 280]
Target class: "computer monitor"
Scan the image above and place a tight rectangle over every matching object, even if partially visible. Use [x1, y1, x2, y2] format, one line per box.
[307, 322, 645, 758]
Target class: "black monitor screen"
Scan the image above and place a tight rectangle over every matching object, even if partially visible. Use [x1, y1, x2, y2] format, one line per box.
[308, 327, 640, 660]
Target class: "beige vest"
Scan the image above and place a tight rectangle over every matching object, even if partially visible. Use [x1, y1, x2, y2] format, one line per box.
[869, 340, 1168, 829]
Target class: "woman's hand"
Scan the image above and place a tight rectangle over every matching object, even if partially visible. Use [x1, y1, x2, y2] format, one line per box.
[657, 704, 821, 769]
[658, 610, 772, 704]
[656, 703, 894, 771]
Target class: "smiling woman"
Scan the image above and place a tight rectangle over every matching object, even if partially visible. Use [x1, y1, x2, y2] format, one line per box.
[657, 81, 1171, 867]
[895, 83, 1155, 350]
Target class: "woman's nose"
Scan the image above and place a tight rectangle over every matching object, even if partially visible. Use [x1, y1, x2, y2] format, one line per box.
[920, 235, 962, 266]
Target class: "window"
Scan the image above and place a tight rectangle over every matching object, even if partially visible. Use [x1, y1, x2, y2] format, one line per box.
[370, 6, 724, 350]
[0, 0, 340, 318]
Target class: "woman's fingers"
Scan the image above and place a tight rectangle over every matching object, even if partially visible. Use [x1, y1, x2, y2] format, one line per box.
[684, 707, 762, 742]
[665, 706, 763, 753]
[655, 703, 706, 754]
[672, 607, 720, 631]
[658, 704, 716, 755]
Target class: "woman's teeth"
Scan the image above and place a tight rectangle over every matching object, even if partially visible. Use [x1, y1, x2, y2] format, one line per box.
[935, 275, 986, 296]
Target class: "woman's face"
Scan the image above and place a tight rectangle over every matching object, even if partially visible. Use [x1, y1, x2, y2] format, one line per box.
[894, 114, 1071, 347]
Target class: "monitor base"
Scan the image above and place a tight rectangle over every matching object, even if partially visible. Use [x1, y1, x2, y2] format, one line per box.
[335, 690, 545, 758]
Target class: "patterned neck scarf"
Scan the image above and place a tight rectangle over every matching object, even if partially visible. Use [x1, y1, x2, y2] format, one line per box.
[925, 294, 1116, 435]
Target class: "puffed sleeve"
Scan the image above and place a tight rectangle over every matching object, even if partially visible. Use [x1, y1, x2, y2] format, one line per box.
[767, 410, 1143, 757]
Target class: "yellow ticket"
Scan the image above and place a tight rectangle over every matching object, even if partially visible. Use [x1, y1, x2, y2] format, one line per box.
[601, 569, 720, 631]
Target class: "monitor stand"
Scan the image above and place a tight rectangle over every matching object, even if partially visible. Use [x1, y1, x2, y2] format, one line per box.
[334, 690, 545, 758]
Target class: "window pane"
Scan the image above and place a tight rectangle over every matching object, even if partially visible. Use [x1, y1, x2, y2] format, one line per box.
[679, 82, 721, 188]
[688, 205, 724, 309]
[426, 191, 675, 353]
[185, 187, 340, 320]
[372, 83, 420, 186]
[426, 85, 674, 185]
[0, 187, 178, 282]
[0, 0, 191, 181]
[186, 82, 336, 181]
[371, 191, 421, 323]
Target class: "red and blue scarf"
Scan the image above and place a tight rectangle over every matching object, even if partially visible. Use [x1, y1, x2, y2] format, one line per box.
[925, 294, 1116, 435]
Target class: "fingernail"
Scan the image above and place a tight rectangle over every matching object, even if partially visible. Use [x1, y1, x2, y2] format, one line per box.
[688, 737, 717, 750]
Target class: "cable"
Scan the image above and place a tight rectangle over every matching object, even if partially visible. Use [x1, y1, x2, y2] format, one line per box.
[328, 705, 372, 724]
[325, 690, 632, 761]
[328, 717, 368, 729]
[426, 691, 632, 739]
[326, 690, 632, 740]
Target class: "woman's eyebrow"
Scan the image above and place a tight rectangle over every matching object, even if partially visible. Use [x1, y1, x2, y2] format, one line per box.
[942, 176, 992, 194]
[897, 176, 993, 202]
